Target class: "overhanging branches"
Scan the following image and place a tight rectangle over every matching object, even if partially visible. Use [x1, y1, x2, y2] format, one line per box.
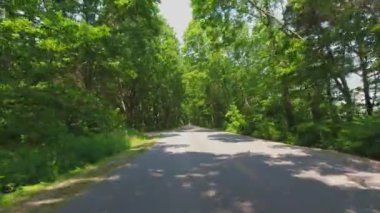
[247, 0, 304, 40]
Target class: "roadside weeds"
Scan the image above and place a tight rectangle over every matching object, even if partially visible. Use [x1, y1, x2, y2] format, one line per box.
[0, 136, 155, 213]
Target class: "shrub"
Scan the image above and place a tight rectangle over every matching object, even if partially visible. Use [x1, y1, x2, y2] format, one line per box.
[0, 147, 55, 192]
[225, 104, 247, 133]
[0, 86, 122, 147]
[0, 131, 131, 193]
[295, 121, 338, 148]
[337, 112, 380, 159]
[0, 85, 127, 193]
[252, 119, 283, 141]
[55, 131, 130, 172]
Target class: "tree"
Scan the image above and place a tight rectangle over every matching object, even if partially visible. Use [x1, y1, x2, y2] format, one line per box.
[183, 0, 380, 155]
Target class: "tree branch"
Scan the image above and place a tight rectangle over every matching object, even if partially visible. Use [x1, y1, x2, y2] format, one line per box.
[246, 0, 304, 40]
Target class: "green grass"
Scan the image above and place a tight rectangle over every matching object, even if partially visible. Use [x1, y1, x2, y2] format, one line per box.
[0, 131, 155, 212]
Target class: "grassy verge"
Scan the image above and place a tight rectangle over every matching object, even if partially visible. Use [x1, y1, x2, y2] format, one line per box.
[0, 131, 155, 213]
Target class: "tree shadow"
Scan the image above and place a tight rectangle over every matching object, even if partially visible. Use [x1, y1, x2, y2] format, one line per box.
[176, 126, 219, 133]
[188, 128, 220, 133]
[58, 139, 380, 213]
[156, 133, 181, 138]
[208, 133, 256, 143]
[146, 132, 181, 139]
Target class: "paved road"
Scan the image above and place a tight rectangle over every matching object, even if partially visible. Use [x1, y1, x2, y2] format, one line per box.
[59, 126, 380, 213]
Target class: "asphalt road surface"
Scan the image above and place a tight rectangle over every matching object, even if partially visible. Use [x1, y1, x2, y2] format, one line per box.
[59, 126, 380, 213]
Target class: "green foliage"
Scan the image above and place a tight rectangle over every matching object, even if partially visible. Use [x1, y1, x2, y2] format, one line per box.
[55, 131, 130, 173]
[0, 0, 183, 194]
[0, 131, 131, 193]
[184, 0, 379, 159]
[250, 119, 283, 141]
[337, 113, 380, 159]
[0, 86, 121, 147]
[295, 121, 339, 148]
[225, 104, 246, 133]
[1, 0, 379, 198]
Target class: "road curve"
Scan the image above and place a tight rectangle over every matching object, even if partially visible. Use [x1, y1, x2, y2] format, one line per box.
[58, 126, 380, 213]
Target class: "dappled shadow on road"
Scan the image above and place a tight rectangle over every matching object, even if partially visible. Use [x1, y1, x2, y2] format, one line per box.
[156, 133, 181, 139]
[186, 128, 219, 133]
[176, 125, 219, 133]
[208, 133, 255, 143]
[59, 135, 380, 213]
[146, 132, 181, 139]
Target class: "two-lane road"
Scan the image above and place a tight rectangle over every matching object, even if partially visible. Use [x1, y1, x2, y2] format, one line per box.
[59, 126, 380, 213]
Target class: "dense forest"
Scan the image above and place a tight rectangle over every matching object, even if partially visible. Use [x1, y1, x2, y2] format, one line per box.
[0, 0, 379, 195]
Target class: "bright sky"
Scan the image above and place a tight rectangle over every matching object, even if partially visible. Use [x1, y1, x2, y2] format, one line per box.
[159, 0, 192, 42]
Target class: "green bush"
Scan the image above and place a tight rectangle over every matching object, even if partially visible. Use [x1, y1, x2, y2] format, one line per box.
[225, 104, 247, 133]
[56, 131, 129, 172]
[0, 85, 127, 193]
[0, 131, 131, 193]
[0, 148, 55, 191]
[337, 112, 380, 159]
[0, 86, 122, 147]
[252, 120, 283, 141]
[294, 121, 340, 148]
[244, 114, 284, 141]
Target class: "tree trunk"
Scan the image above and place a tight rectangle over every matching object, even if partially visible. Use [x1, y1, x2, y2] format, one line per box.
[334, 76, 354, 120]
[360, 55, 373, 115]
[310, 87, 323, 122]
[326, 80, 339, 122]
[282, 80, 295, 130]
[327, 46, 353, 119]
